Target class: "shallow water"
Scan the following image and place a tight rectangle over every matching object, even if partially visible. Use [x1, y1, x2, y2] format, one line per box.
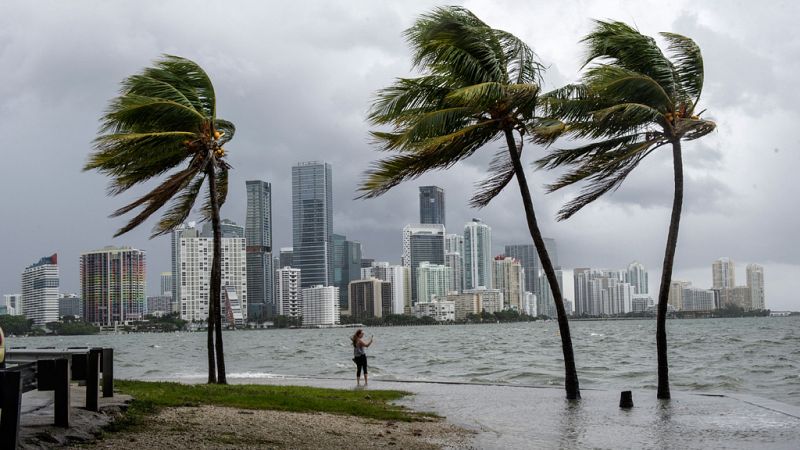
[10, 316, 800, 406]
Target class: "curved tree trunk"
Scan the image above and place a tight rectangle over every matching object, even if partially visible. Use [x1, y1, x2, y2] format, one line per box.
[504, 128, 580, 400]
[655, 140, 683, 400]
[205, 162, 217, 384]
[207, 161, 227, 384]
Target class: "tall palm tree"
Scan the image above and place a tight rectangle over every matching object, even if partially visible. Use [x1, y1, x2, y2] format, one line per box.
[536, 21, 715, 399]
[358, 6, 581, 399]
[85, 55, 235, 384]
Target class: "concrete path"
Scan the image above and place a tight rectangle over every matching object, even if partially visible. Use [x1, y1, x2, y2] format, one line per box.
[239, 376, 800, 450]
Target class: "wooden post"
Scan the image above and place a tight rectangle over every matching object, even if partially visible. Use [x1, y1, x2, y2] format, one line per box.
[101, 348, 113, 398]
[0, 370, 23, 449]
[620, 391, 634, 408]
[86, 349, 100, 412]
[54, 358, 70, 427]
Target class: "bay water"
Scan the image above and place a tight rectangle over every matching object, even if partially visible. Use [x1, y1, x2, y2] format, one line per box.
[10, 317, 800, 406]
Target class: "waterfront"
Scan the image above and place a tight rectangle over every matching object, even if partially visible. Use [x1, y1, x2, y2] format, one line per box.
[10, 317, 800, 406]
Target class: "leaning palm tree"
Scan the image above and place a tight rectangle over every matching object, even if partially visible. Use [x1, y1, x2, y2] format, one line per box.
[536, 21, 715, 399]
[358, 6, 580, 399]
[85, 55, 235, 384]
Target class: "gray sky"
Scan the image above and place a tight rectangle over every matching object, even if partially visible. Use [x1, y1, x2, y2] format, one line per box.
[1, 0, 797, 310]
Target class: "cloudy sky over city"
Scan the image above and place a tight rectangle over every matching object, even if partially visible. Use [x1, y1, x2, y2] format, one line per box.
[1, 0, 797, 309]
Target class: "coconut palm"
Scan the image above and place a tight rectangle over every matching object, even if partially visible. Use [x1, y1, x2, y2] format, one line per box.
[536, 21, 715, 399]
[85, 55, 235, 384]
[358, 6, 581, 399]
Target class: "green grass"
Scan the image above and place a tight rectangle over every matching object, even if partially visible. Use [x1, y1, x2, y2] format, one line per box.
[110, 380, 435, 432]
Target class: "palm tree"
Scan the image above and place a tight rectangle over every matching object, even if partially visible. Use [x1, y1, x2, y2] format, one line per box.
[358, 6, 581, 399]
[536, 21, 715, 399]
[85, 55, 235, 384]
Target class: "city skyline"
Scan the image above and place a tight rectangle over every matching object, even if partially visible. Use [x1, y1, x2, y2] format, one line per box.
[0, 2, 797, 311]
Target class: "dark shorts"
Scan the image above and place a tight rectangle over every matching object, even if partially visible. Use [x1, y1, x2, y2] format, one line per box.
[354, 355, 368, 375]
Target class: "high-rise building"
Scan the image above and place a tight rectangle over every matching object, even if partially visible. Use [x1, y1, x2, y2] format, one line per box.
[505, 239, 558, 312]
[416, 262, 450, 304]
[712, 257, 736, 289]
[21, 254, 60, 326]
[58, 293, 83, 319]
[402, 224, 445, 303]
[279, 248, 294, 268]
[746, 264, 765, 310]
[245, 180, 274, 321]
[146, 296, 171, 316]
[333, 234, 362, 310]
[573, 268, 632, 316]
[292, 161, 333, 288]
[80, 247, 146, 325]
[302, 285, 339, 326]
[174, 222, 247, 322]
[160, 272, 173, 297]
[492, 256, 525, 310]
[668, 280, 691, 311]
[464, 219, 492, 290]
[681, 286, 715, 311]
[347, 278, 392, 320]
[2, 294, 22, 316]
[444, 251, 463, 295]
[365, 262, 410, 315]
[626, 261, 648, 294]
[539, 267, 565, 317]
[419, 186, 445, 226]
[276, 267, 302, 318]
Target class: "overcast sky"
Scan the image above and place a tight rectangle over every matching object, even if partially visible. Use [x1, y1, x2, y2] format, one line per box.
[1, 1, 797, 310]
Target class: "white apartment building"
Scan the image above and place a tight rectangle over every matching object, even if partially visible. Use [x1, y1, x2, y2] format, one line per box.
[2, 294, 22, 316]
[681, 286, 716, 311]
[463, 219, 492, 290]
[302, 285, 339, 327]
[176, 224, 247, 322]
[746, 264, 765, 310]
[414, 300, 455, 322]
[21, 254, 60, 326]
[492, 256, 525, 310]
[276, 267, 302, 318]
[366, 262, 410, 315]
[416, 262, 451, 304]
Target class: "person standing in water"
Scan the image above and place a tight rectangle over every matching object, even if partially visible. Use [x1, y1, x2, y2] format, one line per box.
[351, 329, 373, 385]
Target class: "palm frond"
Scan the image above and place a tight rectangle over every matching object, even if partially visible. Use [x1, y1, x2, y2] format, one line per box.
[153, 172, 206, 237]
[368, 76, 451, 125]
[214, 119, 236, 145]
[584, 65, 673, 112]
[99, 94, 206, 134]
[471, 148, 516, 208]
[660, 32, 704, 108]
[582, 20, 677, 98]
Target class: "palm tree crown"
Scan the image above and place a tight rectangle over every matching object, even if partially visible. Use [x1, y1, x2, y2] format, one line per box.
[537, 20, 715, 219]
[358, 6, 544, 205]
[85, 55, 235, 237]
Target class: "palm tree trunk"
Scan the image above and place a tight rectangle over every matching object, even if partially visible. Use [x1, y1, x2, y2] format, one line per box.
[207, 161, 227, 384]
[206, 190, 217, 384]
[504, 128, 580, 400]
[655, 140, 683, 400]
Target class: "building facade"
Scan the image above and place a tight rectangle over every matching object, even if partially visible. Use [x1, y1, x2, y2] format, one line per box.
[681, 286, 716, 311]
[492, 256, 525, 310]
[21, 254, 60, 326]
[414, 300, 455, 322]
[746, 264, 765, 310]
[712, 257, 736, 289]
[419, 186, 445, 226]
[174, 222, 247, 322]
[416, 262, 451, 304]
[626, 261, 648, 294]
[347, 278, 392, 320]
[302, 285, 339, 326]
[276, 267, 302, 318]
[464, 219, 492, 290]
[58, 293, 83, 319]
[80, 247, 146, 325]
[245, 180, 274, 321]
[292, 161, 334, 288]
[402, 224, 445, 303]
[2, 294, 22, 316]
[333, 234, 362, 310]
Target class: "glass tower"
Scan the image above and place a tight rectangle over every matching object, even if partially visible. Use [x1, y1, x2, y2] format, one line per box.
[464, 219, 492, 290]
[419, 186, 445, 226]
[246, 180, 273, 320]
[292, 162, 333, 288]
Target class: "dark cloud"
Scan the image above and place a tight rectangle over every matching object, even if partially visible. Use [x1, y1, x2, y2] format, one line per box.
[0, 0, 797, 310]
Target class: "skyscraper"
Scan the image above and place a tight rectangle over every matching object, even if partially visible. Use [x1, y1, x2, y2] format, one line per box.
[573, 268, 631, 316]
[463, 219, 492, 290]
[174, 222, 247, 322]
[333, 234, 362, 309]
[366, 262, 410, 315]
[21, 254, 60, 326]
[416, 262, 451, 304]
[712, 257, 736, 289]
[402, 224, 445, 303]
[419, 186, 445, 226]
[245, 180, 273, 321]
[347, 278, 392, 319]
[81, 246, 146, 325]
[276, 267, 302, 318]
[493, 256, 525, 310]
[160, 272, 173, 297]
[626, 261, 648, 294]
[279, 248, 293, 268]
[504, 244, 537, 299]
[292, 161, 333, 288]
[445, 233, 464, 294]
[746, 264, 765, 310]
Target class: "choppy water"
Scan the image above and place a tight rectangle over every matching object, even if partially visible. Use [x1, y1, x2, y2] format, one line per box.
[9, 317, 800, 406]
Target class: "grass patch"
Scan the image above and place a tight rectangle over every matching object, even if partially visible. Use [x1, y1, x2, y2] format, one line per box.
[111, 380, 435, 432]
